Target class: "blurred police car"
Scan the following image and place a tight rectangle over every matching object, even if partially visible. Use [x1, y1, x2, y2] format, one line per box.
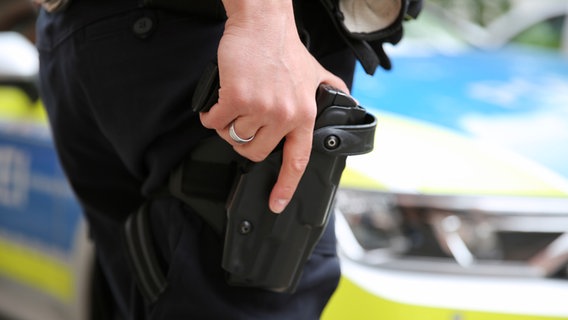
[0, 31, 94, 320]
[1, 2, 568, 320]
[323, 2, 568, 319]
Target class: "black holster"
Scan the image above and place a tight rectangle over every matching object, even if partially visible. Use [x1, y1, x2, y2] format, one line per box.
[124, 81, 375, 303]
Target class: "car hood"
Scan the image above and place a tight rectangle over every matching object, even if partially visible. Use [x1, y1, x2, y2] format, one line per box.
[345, 46, 568, 197]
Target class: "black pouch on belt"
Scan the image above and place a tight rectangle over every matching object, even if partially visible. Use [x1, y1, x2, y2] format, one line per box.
[170, 63, 377, 293]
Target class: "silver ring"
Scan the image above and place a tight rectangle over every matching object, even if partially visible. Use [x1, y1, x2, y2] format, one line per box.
[229, 121, 255, 144]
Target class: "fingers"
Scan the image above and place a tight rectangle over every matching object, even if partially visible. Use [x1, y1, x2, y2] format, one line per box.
[268, 127, 313, 213]
[200, 105, 279, 162]
[199, 101, 235, 134]
[321, 69, 351, 95]
[266, 75, 348, 213]
[200, 96, 316, 214]
[229, 121, 255, 144]
[198, 64, 349, 214]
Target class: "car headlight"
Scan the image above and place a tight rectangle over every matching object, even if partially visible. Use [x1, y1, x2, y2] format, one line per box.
[335, 188, 568, 279]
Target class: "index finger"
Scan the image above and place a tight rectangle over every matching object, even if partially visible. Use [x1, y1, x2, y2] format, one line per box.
[268, 130, 313, 214]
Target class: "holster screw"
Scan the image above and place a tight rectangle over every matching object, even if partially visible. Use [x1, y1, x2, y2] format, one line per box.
[324, 135, 340, 150]
[239, 220, 253, 235]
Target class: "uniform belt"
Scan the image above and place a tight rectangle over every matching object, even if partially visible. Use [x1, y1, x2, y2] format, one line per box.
[142, 0, 227, 20]
[169, 136, 245, 236]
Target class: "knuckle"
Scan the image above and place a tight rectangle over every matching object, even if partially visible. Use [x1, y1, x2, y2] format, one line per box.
[288, 155, 310, 174]
[248, 154, 264, 163]
[285, 101, 316, 126]
[255, 99, 271, 114]
[230, 93, 251, 111]
[244, 150, 269, 163]
[200, 117, 219, 130]
[279, 184, 295, 197]
[277, 100, 295, 115]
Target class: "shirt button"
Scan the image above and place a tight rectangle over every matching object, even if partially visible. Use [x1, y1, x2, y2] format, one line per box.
[132, 16, 154, 38]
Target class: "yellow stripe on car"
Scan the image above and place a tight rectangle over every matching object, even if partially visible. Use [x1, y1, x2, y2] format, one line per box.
[323, 276, 567, 320]
[0, 87, 32, 119]
[0, 87, 47, 122]
[0, 235, 73, 303]
[340, 168, 386, 191]
[342, 111, 568, 197]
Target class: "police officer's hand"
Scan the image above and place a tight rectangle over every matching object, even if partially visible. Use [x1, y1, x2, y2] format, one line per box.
[199, 0, 349, 214]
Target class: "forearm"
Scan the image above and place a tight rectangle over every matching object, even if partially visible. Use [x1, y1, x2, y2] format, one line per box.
[220, 0, 298, 59]
[222, 0, 294, 19]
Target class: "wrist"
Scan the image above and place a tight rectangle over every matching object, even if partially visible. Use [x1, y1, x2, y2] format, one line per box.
[222, 0, 293, 20]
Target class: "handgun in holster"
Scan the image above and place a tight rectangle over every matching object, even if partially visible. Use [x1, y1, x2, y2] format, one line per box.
[169, 63, 377, 293]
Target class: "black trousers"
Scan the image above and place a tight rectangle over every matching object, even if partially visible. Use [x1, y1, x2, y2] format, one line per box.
[37, 1, 356, 319]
